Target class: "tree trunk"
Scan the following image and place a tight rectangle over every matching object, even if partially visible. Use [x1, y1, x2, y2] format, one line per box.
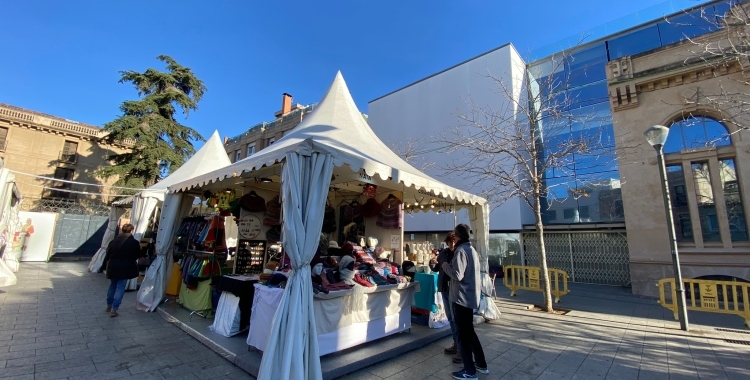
[533, 194, 554, 312]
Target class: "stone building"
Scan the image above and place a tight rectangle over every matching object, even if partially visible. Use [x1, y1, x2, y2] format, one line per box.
[0, 102, 131, 205]
[223, 93, 314, 162]
[607, 6, 750, 295]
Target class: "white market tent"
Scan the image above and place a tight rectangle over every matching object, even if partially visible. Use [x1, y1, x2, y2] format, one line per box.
[148, 72, 492, 380]
[88, 131, 232, 275]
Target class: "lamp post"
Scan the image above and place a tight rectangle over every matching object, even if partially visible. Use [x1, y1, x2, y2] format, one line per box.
[644, 125, 689, 331]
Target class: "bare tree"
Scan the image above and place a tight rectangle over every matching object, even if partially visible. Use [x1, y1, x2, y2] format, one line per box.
[432, 53, 617, 312]
[677, 1, 750, 135]
[388, 137, 436, 172]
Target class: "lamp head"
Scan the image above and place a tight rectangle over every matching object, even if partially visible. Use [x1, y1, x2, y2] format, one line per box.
[644, 125, 670, 149]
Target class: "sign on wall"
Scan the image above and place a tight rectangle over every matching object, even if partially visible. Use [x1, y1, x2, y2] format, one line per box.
[17, 211, 57, 262]
[238, 215, 262, 239]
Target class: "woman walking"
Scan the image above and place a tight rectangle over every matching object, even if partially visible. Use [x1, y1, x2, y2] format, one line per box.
[102, 223, 142, 317]
[442, 224, 488, 379]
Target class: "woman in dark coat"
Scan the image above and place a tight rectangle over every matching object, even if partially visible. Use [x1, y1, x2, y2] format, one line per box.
[102, 223, 143, 317]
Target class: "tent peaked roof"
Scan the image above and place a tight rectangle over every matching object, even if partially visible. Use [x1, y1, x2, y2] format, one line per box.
[114, 130, 231, 204]
[150, 130, 231, 191]
[169, 72, 486, 206]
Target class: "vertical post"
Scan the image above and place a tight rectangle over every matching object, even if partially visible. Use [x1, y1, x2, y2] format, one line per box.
[656, 145, 689, 331]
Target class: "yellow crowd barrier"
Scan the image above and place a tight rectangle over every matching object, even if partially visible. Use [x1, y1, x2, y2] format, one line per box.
[503, 265, 570, 303]
[657, 278, 750, 327]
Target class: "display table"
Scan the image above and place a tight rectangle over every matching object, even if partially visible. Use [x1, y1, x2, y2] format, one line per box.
[414, 273, 438, 313]
[247, 282, 419, 355]
[215, 275, 258, 331]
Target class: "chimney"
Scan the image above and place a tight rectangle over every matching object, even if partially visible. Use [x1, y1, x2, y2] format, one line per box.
[223, 137, 230, 145]
[276, 93, 293, 118]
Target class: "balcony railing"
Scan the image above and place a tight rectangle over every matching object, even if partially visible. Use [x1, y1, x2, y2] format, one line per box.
[58, 151, 78, 164]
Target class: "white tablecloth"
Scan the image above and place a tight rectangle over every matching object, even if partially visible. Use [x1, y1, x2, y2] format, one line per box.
[247, 282, 418, 355]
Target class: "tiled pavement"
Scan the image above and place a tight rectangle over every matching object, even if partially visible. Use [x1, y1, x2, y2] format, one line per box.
[0, 262, 252, 380]
[3, 262, 750, 379]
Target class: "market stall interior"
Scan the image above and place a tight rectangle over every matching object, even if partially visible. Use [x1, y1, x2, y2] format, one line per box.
[141, 72, 492, 379]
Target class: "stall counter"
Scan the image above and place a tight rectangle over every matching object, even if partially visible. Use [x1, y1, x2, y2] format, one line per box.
[247, 282, 419, 355]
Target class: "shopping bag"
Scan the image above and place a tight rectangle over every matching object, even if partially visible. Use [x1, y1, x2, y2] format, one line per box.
[429, 292, 450, 329]
[478, 294, 501, 320]
[209, 292, 241, 337]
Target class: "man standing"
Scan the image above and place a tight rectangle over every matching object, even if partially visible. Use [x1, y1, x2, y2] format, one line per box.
[429, 232, 462, 363]
[102, 223, 142, 317]
[442, 224, 488, 379]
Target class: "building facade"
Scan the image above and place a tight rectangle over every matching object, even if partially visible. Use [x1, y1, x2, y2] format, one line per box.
[223, 93, 314, 162]
[368, 0, 748, 295]
[0, 102, 130, 206]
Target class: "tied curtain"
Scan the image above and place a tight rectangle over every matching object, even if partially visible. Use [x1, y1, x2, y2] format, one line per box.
[137, 193, 193, 312]
[132, 196, 159, 242]
[88, 206, 126, 273]
[257, 151, 333, 380]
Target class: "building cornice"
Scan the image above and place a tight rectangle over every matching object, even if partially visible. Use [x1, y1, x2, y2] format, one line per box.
[0, 103, 133, 148]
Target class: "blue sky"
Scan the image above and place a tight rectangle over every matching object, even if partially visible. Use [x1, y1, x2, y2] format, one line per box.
[1, 0, 700, 146]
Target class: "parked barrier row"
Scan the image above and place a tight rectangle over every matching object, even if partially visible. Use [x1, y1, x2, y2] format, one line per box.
[503, 265, 570, 302]
[656, 278, 750, 327]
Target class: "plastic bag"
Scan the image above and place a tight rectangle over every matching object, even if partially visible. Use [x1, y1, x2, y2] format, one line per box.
[210, 292, 241, 337]
[429, 291, 450, 329]
[478, 294, 501, 320]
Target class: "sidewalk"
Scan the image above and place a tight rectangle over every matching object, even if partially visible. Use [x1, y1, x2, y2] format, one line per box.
[2, 262, 748, 379]
[338, 283, 750, 379]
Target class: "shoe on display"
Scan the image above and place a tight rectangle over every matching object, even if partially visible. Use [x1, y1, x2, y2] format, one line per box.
[110, 310, 118, 318]
[444, 342, 457, 355]
[451, 369, 477, 379]
[474, 362, 489, 374]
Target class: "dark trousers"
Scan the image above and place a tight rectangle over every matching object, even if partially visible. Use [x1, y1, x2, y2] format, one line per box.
[454, 303, 487, 374]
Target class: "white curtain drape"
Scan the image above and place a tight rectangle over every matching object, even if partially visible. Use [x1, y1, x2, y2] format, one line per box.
[88, 207, 126, 273]
[257, 152, 333, 380]
[137, 193, 193, 312]
[132, 196, 159, 241]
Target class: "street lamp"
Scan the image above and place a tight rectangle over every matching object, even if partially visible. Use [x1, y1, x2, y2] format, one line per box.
[644, 125, 689, 331]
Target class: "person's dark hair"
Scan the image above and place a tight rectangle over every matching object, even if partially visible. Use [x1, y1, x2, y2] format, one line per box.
[121, 224, 135, 234]
[444, 232, 457, 244]
[454, 224, 471, 242]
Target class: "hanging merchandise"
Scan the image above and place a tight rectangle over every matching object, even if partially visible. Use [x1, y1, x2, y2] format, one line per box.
[266, 225, 282, 242]
[239, 191, 266, 212]
[321, 204, 336, 234]
[362, 183, 377, 198]
[217, 189, 236, 210]
[377, 195, 403, 229]
[263, 195, 282, 226]
[360, 197, 381, 218]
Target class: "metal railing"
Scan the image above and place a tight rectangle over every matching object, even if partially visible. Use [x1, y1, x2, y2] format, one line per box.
[225, 104, 316, 145]
[19, 196, 111, 216]
[657, 278, 750, 327]
[503, 265, 570, 303]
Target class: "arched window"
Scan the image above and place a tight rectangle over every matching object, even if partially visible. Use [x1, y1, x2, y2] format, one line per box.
[664, 116, 731, 154]
[663, 115, 748, 245]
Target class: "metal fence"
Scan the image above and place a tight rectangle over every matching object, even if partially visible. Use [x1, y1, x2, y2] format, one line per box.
[522, 230, 630, 286]
[19, 196, 111, 216]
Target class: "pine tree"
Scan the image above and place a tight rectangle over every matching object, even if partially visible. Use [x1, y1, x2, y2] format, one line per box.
[96, 55, 206, 189]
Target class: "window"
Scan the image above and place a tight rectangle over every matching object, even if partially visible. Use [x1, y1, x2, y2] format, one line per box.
[60, 141, 78, 163]
[235, 150, 241, 162]
[720, 159, 748, 241]
[563, 208, 575, 220]
[664, 116, 731, 153]
[246, 144, 256, 157]
[544, 209, 557, 221]
[579, 206, 590, 219]
[269, 138, 276, 145]
[48, 168, 74, 199]
[664, 117, 748, 247]
[0, 127, 7, 151]
[607, 25, 662, 60]
[667, 164, 693, 243]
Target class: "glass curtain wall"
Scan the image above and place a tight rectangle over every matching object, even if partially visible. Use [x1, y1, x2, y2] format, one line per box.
[525, 1, 730, 225]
